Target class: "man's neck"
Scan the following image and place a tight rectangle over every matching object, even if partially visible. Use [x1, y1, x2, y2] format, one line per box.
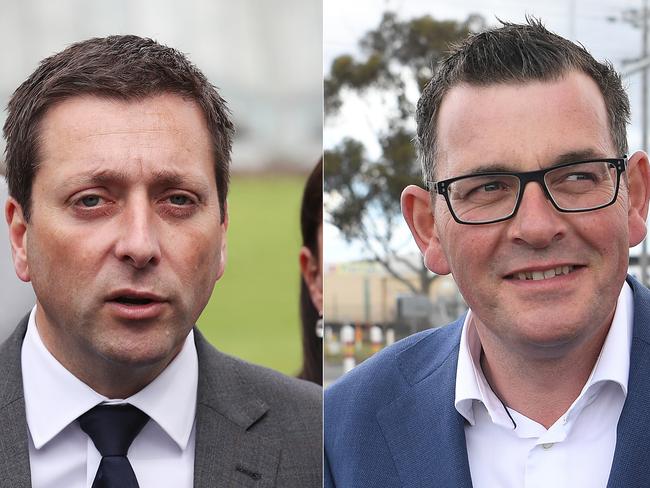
[34, 309, 180, 399]
[476, 317, 612, 429]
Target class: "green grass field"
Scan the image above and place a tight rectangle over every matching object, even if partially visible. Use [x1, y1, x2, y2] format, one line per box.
[196, 174, 306, 376]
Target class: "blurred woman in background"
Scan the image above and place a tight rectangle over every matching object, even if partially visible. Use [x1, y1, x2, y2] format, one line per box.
[298, 159, 323, 384]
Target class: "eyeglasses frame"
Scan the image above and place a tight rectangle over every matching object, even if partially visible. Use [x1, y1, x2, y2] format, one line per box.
[428, 157, 628, 225]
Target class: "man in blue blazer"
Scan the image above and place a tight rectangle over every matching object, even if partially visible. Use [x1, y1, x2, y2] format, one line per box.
[325, 19, 650, 487]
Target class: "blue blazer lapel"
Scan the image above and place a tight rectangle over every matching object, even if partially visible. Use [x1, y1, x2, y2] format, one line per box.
[376, 322, 473, 488]
[608, 276, 650, 488]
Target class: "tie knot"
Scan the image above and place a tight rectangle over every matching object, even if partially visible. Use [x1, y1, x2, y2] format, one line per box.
[79, 404, 150, 457]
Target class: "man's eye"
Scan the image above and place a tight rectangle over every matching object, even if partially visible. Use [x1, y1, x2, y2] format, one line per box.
[565, 172, 596, 182]
[464, 180, 511, 197]
[169, 195, 191, 205]
[79, 195, 102, 207]
[481, 182, 506, 192]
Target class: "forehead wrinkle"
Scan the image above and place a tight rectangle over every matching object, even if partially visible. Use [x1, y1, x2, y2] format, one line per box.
[57, 167, 211, 194]
[79, 127, 170, 139]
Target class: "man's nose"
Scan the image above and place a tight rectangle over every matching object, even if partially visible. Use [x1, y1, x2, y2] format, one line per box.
[114, 203, 161, 268]
[506, 181, 567, 248]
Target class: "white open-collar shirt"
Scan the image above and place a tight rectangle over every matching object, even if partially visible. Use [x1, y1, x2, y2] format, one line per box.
[22, 306, 198, 488]
[454, 282, 633, 488]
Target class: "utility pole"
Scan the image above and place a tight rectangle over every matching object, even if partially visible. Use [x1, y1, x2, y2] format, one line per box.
[569, 0, 577, 40]
[617, 1, 650, 286]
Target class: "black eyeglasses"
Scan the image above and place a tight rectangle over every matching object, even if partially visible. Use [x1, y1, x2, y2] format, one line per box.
[428, 157, 627, 225]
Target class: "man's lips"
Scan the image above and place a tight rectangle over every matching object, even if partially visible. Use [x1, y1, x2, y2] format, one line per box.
[105, 290, 167, 320]
[105, 290, 166, 305]
[504, 264, 585, 281]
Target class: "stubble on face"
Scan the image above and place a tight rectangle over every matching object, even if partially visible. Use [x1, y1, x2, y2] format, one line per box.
[431, 72, 630, 361]
[22, 94, 226, 397]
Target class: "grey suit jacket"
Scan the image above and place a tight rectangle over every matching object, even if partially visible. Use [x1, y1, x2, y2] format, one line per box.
[0, 316, 322, 487]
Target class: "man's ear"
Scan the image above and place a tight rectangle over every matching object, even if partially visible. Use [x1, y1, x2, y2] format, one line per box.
[299, 246, 322, 313]
[216, 202, 228, 280]
[401, 185, 451, 275]
[5, 197, 30, 282]
[626, 151, 650, 247]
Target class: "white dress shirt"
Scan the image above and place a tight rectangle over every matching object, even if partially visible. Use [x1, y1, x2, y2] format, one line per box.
[22, 306, 198, 488]
[455, 282, 633, 488]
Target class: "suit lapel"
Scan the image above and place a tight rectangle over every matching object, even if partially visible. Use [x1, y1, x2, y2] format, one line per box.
[0, 317, 31, 487]
[193, 330, 282, 488]
[377, 323, 473, 488]
[357, 276, 650, 488]
[608, 277, 650, 487]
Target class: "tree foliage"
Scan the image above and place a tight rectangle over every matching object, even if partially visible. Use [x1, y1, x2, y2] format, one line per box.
[325, 12, 485, 295]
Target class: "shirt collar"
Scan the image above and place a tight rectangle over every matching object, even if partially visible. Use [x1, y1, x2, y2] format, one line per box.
[587, 280, 632, 396]
[128, 329, 198, 450]
[455, 310, 512, 428]
[455, 281, 633, 427]
[22, 306, 198, 450]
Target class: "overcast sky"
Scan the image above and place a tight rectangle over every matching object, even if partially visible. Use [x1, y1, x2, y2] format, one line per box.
[0, 0, 323, 172]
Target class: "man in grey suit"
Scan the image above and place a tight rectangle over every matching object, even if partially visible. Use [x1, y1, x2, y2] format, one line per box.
[1, 35, 321, 487]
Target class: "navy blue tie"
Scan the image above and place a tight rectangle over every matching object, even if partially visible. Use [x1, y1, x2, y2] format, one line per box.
[78, 404, 150, 488]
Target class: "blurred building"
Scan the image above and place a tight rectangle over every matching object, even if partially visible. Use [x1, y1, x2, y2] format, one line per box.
[0, 0, 322, 174]
[326, 254, 647, 336]
[324, 256, 467, 331]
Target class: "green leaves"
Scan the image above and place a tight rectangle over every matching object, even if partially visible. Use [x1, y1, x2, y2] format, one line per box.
[325, 12, 484, 294]
[325, 12, 478, 117]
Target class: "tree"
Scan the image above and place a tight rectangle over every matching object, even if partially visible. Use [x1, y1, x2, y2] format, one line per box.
[325, 12, 485, 295]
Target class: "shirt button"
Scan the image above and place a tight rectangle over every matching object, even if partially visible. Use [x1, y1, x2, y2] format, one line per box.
[542, 443, 554, 450]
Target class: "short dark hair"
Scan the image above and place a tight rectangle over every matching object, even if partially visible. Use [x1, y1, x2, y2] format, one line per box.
[416, 18, 630, 182]
[300, 158, 323, 261]
[298, 158, 323, 385]
[3, 34, 234, 222]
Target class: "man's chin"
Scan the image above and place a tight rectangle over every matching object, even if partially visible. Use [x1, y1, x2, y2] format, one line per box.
[103, 351, 173, 369]
[504, 323, 602, 360]
[478, 309, 599, 356]
[95, 335, 185, 371]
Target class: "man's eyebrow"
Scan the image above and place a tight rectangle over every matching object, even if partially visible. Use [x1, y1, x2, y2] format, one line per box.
[461, 163, 513, 175]
[454, 149, 611, 178]
[60, 168, 212, 193]
[148, 169, 212, 192]
[550, 149, 609, 166]
[62, 169, 130, 187]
